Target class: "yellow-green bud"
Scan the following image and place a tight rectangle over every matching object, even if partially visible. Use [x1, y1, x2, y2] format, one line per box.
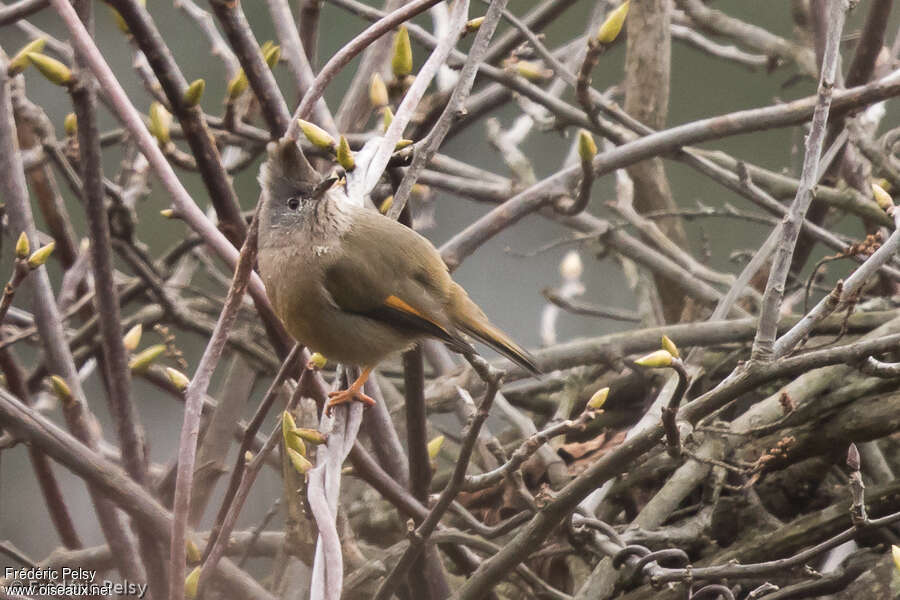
[15, 232, 30, 260]
[336, 135, 355, 171]
[264, 44, 281, 69]
[369, 72, 389, 108]
[394, 139, 413, 151]
[160, 208, 175, 218]
[8, 38, 46, 76]
[379, 196, 394, 214]
[514, 60, 552, 82]
[893, 545, 900, 572]
[382, 106, 394, 131]
[282, 411, 306, 455]
[596, 0, 630, 44]
[427, 435, 445, 459]
[110, 0, 143, 34]
[661, 335, 680, 359]
[27, 242, 55, 269]
[392, 26, 413, 77]
[165, 367, 190, 391]
[183, 79, 205, 107]
[129, 344, 167, 372]
[185, 539, 202, 564]
[634, 349, 674, 368]
[26, 52, 72, 86]
[578, 129, 597, 162]
[308, 352, 328, 370]
[298, 119, 336, 150]
[148, 102, 172, 145]
[872, 182, 894, 212]
[293, 427, 327, 445]
[122, 324, 143, 352]
[64, 112, 77, 136]
[587, 387, 609, 410]
[287, 446, 313, 476]
[49, 375, 73, 403]
[244, 450, 254, 463]
[465, 16, 485, 34]
[184, 567, 200, 600]
[226, 69, 248, 100]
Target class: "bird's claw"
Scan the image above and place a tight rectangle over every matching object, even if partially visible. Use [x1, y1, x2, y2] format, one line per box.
[326, 387, 376, 414]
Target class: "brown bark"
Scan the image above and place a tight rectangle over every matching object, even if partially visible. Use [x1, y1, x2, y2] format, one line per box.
[623, 0, 690, 322]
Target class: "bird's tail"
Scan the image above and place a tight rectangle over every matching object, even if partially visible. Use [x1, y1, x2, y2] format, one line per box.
[448, 283, 540, 375]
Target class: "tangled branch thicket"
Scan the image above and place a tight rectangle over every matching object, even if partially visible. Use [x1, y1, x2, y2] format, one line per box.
[2, 0, 900, 599]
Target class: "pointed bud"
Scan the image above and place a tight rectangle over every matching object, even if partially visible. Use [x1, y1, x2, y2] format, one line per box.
[282, 411, 306, 455]
[661, 335, 680, 359]
[8, 38, 46, 76]
[185, 539, 202, 564]
[465, 16, 485, 34]
[872, 182, 894, 212]
[64, 112, 77, 136]
[634, 349, 674, 368]
[369, 72, 389, 108]
[892, 545, 900, 572]
[184, 567, 200, 600]
[392, 26, 413, 77]
[293, 427, 327, 445]
[560, 250, 583, 280]
[49, 374, 73, 401]
[394, 139, 413, 151]
[847, 443, 860, 471]
[427, 435, 445, 459]
[514, 60, 552, 82]
[110, 0, 143, 34]
[226, 69, 248, 100]
[379, 196, 394, 214]
[122, 324, 143, 352]
[183, 79, 205, 107]
[148, 102, 172, 145]
[165, 367, 190, 391]
[27, 242, 55, 269]
[160, 208, 175, 218]
[297, 119, 336, 150]
[336, 135, 355, 171]
[264, 44, 281, 68]
[129, 344, 167, 372]
[307, 352, 328, 369]
[287, 446, 313, 476]
[596, 0, 630, 44]
[26, 52, 72, 86]
[587, 387, 609, 410]
[15, 233, 30, 260]
[382, 106, 394, 131]
[577, 129, 597, 162]
[244, 450, 254, 463]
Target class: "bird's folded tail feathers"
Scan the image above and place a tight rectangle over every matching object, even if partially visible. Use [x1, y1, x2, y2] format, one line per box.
[449, 285, 540, 375]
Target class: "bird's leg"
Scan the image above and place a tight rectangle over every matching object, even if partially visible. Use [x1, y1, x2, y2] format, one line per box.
[326, 366, 376, 413]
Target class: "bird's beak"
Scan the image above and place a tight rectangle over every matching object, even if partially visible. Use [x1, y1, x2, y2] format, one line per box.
[313, 176, 339, 198]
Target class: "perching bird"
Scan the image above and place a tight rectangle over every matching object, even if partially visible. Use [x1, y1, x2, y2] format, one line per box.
[258, 139, 538, 410]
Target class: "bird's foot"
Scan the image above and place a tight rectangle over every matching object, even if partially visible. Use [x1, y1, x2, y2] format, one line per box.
[326, 387, 376, 414]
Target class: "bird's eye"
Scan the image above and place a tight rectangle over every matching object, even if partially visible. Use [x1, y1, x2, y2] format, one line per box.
[287, 197, 300, 210]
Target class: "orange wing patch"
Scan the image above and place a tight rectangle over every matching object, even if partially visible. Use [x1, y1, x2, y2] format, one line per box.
[385, 295, 447, 331]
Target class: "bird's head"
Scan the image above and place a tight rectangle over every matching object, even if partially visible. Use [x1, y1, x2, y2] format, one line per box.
[258, 139, 338, 247]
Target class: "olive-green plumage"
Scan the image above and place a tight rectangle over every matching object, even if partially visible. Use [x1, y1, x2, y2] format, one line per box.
[257, 140, 538, 403]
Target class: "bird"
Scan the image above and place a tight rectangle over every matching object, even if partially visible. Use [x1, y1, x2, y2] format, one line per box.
[257, 139, 538, 411]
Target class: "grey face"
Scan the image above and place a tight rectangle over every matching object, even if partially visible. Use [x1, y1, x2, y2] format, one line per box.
[259, 145, 336, 247]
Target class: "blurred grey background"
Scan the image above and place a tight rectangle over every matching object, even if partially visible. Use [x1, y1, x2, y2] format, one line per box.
[1, 0, 897, 569]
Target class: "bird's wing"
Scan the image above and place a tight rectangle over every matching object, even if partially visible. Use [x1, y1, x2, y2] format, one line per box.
[323, 209, 472, 353]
